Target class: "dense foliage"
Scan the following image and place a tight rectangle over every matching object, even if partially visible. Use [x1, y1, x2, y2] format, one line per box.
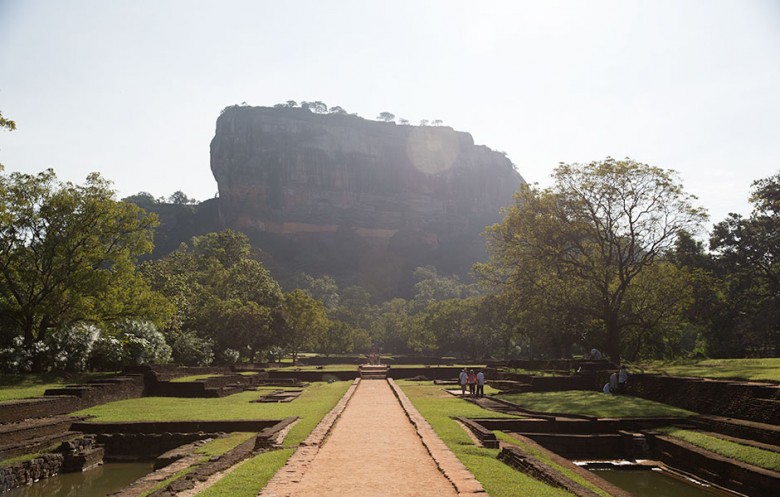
[1, 160, 777, 369]
[0, 168, 173, 372]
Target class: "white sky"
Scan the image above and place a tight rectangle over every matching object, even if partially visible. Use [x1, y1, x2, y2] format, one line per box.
[1, 0, 779, 230]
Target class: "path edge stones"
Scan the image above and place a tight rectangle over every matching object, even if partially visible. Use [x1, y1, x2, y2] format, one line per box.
[257, 378, 361, 496]
[387, 378, 489, 497]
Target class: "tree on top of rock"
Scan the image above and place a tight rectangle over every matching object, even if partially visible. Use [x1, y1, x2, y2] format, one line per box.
[377, 112, 396, 122]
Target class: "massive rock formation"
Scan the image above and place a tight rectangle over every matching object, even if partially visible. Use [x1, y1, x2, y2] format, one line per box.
[210, 106, 523, 297]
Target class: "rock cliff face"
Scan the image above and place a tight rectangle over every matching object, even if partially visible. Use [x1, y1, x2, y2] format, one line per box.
[210, 106, 523, 297]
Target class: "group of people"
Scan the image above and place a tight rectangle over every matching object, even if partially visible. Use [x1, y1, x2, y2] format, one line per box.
[459, 368, 485, 397]
[603, 364, 629, 394]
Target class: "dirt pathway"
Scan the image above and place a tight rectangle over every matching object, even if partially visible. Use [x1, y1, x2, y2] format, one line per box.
[259, 380, 473, 497]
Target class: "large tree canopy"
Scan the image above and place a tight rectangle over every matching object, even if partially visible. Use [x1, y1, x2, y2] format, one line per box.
[480, 158, 707, 361]
[709, 171, 780, 356]
[142, 230, 284, 363]
[0, 168, 171, 368]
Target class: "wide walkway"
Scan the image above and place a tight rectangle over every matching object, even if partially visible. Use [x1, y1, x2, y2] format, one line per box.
[259, 380, 464, 497]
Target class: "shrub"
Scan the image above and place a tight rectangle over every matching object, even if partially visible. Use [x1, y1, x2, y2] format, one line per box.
[115, 320, 172, 365]
[44, 323, 100, 372]
[171, 331, 214, 366]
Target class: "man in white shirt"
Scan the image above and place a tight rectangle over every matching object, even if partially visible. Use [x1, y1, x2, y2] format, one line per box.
[476, 370, 485, 397]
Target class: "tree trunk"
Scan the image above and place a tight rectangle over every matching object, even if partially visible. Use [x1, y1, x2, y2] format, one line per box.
[605, 313, 621, 363]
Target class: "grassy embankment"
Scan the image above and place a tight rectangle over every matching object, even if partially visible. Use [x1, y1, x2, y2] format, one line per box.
[497, 390, 695, 418]
[635, 358, 780, 382]
[73, 381, 350, 497]
[0, 372, 117, 402]
[399, 381, 611, 497]
[658, 427, 780, 472]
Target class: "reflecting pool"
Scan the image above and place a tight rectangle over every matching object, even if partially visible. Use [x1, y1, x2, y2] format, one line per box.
[592, 467, 733, 497]
[5, 462, 153, 497]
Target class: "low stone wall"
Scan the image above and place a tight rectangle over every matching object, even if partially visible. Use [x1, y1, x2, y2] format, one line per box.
[498, 446, 601, 497]
[0, 397, 82, 423]
[299, 356, 459, 366]
[626, 374, 780, 425]
[0, 453, 64, 493]
[455, 416, 498, 448]
[691, 415, 780, 447]
[521, 433, 625, 460]
[477, 417, 682, 434]
[0, 376, 144, 424]
[146, 372, 269, 398]
[266, 370, 358, 382]
[97, 432, 214, 460]
[72, 419, 282, 434]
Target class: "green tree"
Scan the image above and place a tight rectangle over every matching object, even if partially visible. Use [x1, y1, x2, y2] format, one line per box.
[0, 111, 16, 132]
[481, 158, 707, 361]
[709, 171, 780, 356]
[143, 230, 283, 363]
[0, 169, 171, 369]
[282, 289, 329, 364]
[167, 191, 197, 205]
[377, 112, 396, 123]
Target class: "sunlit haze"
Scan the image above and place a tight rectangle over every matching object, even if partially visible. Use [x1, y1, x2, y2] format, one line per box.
[1, 0, 779, 230]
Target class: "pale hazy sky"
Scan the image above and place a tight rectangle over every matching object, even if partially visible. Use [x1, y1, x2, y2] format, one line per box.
[1, 0, 779, 230]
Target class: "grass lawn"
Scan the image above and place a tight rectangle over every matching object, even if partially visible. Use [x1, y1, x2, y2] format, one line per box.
[74, 381, 350, 497]
[398, 381, 580, 497]
[658, 427, 780, 471]
[635, 358, 780, 382]
[0, 372, 118, 402]
[498, 390, 695, 418]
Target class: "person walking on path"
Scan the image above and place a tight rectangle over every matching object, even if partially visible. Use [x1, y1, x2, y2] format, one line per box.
[467, 369, 477, 397]
[476, 370, 485, 397]
[459, 368, 468, 396]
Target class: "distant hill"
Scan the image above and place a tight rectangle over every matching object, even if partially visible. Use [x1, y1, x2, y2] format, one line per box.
[141, 106, 524, 298]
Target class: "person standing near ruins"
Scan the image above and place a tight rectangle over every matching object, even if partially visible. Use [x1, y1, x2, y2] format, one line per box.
[476, 369, 485, 397]
[618, 365, 628, 393]
[609, 371, 619, 394]
[467, 369, 477, 397]
[459, 368, 468, 396]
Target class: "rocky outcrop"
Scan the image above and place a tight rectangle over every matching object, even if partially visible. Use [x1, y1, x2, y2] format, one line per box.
[210, 106, 523, 296]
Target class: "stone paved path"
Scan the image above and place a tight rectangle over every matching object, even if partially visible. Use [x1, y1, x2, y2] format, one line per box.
[259, 379, 484, 497]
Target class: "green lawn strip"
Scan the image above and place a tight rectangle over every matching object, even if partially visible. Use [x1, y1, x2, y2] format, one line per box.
[498, 390, 695, 418]
[169, 374, 222, 383]
[398, 381, 573, 497]
[139, 466, 198, 497]
[637, 358, 780, 382]
[197, 432, 256, 458]
[657, 427, 780, 471]
[195, 448, 294, 497]
[170, 372, 260, 382]
[507, 368, 564, 377]
[0, 372, 117, 401]
[139, 433, 257, 496]
[494, 431, 610, 497]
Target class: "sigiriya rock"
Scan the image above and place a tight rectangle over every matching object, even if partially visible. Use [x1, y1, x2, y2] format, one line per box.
[164, 105, 523, 298]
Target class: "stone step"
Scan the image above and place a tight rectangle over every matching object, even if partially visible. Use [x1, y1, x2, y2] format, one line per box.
[0, 430, 80, 459]
[0, 415, 84, 446]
